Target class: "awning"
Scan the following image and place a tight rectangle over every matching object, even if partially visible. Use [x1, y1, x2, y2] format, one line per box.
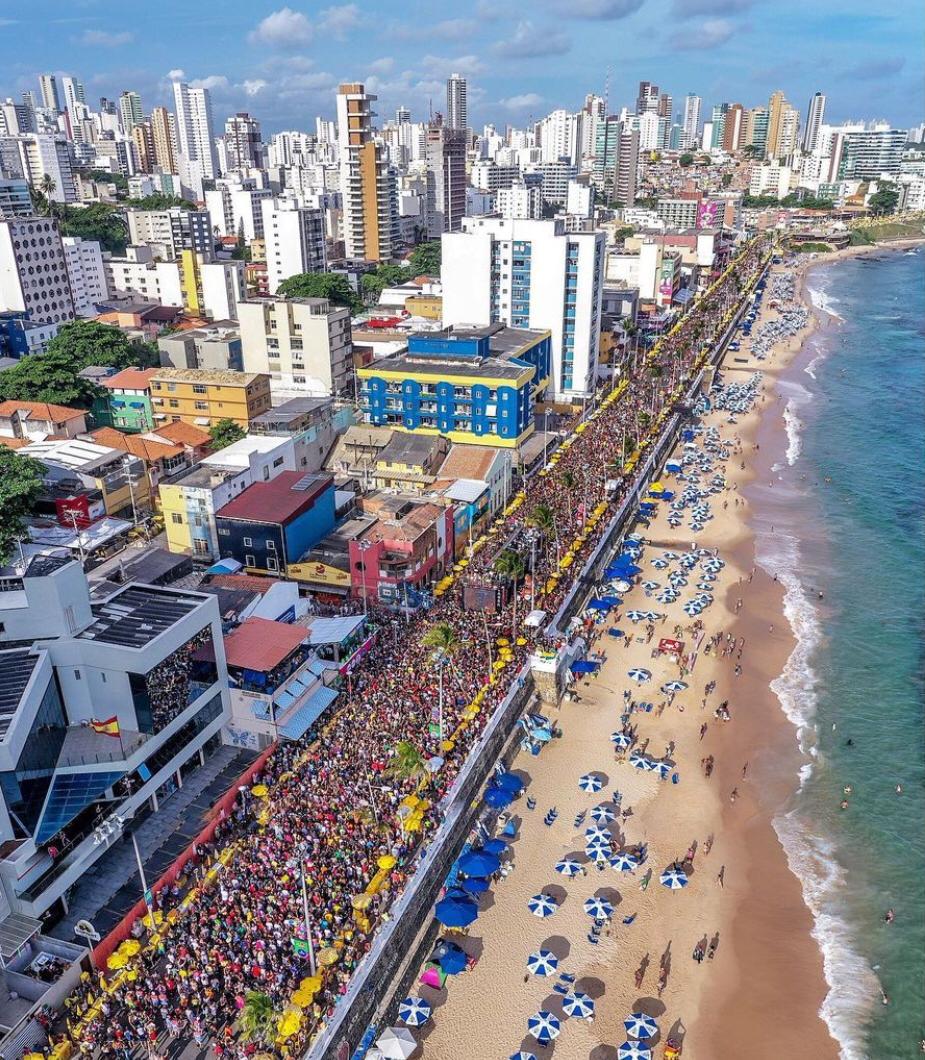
[673, 287, 696, 305]
[279, 684, 339, 740]
[570, 660, 600, 674]
[194, 418, 210, 425]
[208, 558, 243, 575]
[0, 913, 42, 961]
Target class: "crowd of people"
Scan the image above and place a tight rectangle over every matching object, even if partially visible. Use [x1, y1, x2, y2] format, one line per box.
[64, 238, 771, 1058]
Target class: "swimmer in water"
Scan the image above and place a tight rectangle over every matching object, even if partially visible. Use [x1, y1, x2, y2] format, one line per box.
[843, 785, 853, 795]
[840, 799, 849, 810]
[885, 909, 895, 923]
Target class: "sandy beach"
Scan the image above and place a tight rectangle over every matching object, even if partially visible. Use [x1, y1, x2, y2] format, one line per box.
[414, 256, 848, 1060]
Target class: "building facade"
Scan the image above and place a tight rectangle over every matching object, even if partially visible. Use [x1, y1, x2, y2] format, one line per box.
[149, 368, 271, 430]
[0, 216, 75, 325]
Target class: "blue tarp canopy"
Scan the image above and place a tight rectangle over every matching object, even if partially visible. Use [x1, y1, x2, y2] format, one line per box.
[207, 557, 243, 574]
[570, 660, 601, 673]
[278, 684, 339, 740]
[587, 598, 615, 612]
[673, 287, 695, 305]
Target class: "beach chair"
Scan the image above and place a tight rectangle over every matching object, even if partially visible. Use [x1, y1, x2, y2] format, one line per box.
[552, 982, 570, 996]
[587, 933, 599, 945]
[573, 811, 586, 827]
[526, 796, 537, 810]
[622, 913, 637, 925]
[559, 972, 575, 983]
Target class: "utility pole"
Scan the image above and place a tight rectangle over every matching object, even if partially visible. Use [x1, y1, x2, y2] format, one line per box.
[131, 831, 155, 924]
[68, 510, 86, 565]
[300, 861, 318, 977]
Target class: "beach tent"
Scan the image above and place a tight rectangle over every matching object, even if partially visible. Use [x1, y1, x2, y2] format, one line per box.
[483, 786, 515, 809]
[570, 659, 601, 673]
[458, 849, 500, 876]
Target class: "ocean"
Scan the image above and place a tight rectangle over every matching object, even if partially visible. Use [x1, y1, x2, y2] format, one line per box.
[752, 247, 925, 1059]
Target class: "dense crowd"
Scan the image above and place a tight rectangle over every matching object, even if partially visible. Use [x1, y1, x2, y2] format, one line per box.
[66, 238, 771, 1058]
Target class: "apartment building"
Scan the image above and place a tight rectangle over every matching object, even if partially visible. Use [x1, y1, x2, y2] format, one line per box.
[0, 216, 76, 324]
[149, 368, 271, 430]
[261, 198, 327, 293]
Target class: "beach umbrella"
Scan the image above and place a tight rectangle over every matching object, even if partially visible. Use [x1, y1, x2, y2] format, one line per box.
[398, 997, 432, 1027]
[683, 602, 702, 616]
[482, 838, 508, 855]
[376, 1027, 417, 1059]
[437, 946, 469, 974]
[660, 867, 689, 890]
[483, 785, 515, 809]
[627, 668, 651, 683]
[526, 949, 559, 976]
[528, 1011, 561, 1043]
[585, 844, 610, 863]
[696, 581, 714, 590]
[528, 893, 558, 918]
[661, 681, 687, 693]
[585, 824, 612, 842]
[642, 611, 661, 621]
[590, 804, 615, 823]
[613, 579, 633, 593]
[662, 550, 680, 559]
[458, 849, 501, 876]
[459, 876, 490, 894]
[610, 851, 639, 872]
[668, 575, 688, 586]
[562, 991, 595, 1019]
[510, 1053, 537, 1060]
[611, 731, 633, 748]
[624, 1013, 659, 1039]
[652, 761, 672, 779]
[656, 590, 678, 604]
[642, 580, 660, 591]
[629, 753, 650, 770]
[579, 772, 604, 792]
[555, 857, 583, 877]
[495, 772, 525, 794]
[651, 558, 669, 570]
[618, 1041, 653, 1060]
[626, 611, 648, 622]
[435, 894, 478, 927]
[584, 896, 614, 919]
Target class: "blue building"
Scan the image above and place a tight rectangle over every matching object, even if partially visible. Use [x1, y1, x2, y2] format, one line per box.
[215, 471, 336, 575]
[358, 324, 551, 449]
[0, 311, 60, 358]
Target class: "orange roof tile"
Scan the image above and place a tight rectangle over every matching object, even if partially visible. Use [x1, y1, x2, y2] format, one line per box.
[0, 436, 30, 450]
[101, 368, 159, 391]
[0, 400, 86, 423]
[149, 420, 212, 447]
[89, 427, 184, 463]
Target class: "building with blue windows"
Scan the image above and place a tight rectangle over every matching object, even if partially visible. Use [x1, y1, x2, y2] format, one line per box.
[357, 325, 551, 449]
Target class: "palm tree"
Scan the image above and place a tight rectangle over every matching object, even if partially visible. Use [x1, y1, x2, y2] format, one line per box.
[422, 621, 460, 744]
[494, 549, 526, 636]
[387, 740, 427, 782]
[38, 175, 57, 219]
[239, 991, 276, 1043]
[561, 470, 576, 491]
[528, 502, 559, 566]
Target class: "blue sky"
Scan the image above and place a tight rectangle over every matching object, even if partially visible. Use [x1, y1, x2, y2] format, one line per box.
[2, 0, 922, 133]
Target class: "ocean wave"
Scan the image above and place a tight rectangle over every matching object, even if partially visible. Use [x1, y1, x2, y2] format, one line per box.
[806, 276, 844, 322]
[805, 351, 827, 380]
[757, 527, 879, 1057]
[774, 812, 880, 1060]
[778, 379, 812, 467]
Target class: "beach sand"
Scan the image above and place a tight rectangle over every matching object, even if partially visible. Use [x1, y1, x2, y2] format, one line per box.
[415, 245, 919, 1060]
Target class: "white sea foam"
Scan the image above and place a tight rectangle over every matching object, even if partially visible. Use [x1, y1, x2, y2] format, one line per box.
[806, 274, 844, 322]
[778, 379, 812, 467]
[757, 526, 879, 1058]
[804, 351, 827, 380]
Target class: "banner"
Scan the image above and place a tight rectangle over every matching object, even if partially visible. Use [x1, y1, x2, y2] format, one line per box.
[288, 560, 351, 587]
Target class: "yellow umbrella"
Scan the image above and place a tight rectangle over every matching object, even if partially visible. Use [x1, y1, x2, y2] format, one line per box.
[125, 969, 139, 982]
[516, 636, 527, 646]
[300, 975, 323, 993]
[251, 784, 269, 797]
[496, 637, 510, 646]
[277, 1009, 302, 1039]
[404, 815, 423, 833]
[317, 947, 340, 967]
[120, 938, 141, 956]
[377, 854, 397, 871]
[107, 952, 127, 970]
[291, 988, 315, 1008]
[351, 893, 373, 911]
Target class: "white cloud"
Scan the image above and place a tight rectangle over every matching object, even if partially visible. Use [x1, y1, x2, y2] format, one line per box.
[563, 0, 644, 18]
[242, 79, 268, 96]
[167, 68, 186, 81]
[318, 3, 361, 38]
[494, 21, 571, 58]
[430, 18, 478, 38]
[669, 17, 736, 48]
[500, 92, 544, 110]
[190, 75, 230, 91]
[79, 29, 133, 46]
[367, 57, 396, 74]
[249, 7, 313, 47]
[419, 54, 484, 78]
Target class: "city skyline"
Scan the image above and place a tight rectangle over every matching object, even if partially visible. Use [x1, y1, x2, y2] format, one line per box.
[1, 0, 921, 132]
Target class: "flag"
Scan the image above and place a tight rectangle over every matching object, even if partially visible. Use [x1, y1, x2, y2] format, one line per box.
[90, 716, 121, 738]
[291, 937, 311, 958]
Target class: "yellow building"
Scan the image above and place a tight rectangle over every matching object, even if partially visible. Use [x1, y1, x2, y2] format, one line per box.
[149, 368, 271, 430]
[404, 294, 443, 320]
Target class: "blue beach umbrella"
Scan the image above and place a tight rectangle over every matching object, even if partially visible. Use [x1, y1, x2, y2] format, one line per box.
[585, 844, 610, 863]
[585, 824, 612, 842]
[556, 857, 582, 877]
[610, 851, 639, 872]
[458, 849, 501, 876]
[627, 668, 651, 683]
[528, 1011, 561, 1043]
[629, 753, 650, 770]
[438, 946, 469, 974]
[626, 611, 648, 623]
[483, 785, 514, 809]
[661, 681, 687, 693]
[683, 601, 702, 616]
[590, 804, 615, 823]
[562, 991, 595, 1019]
[435, 894, 478, 927]
[510, 1052, 537, 1060]
[652, 761, 672, 779]
[651, 558, 669, 569]
[660, 866, 689, 890]
[611, 731, 633, 748]
[482, 838, 508, 855]
[624, 1012, 659, 1039]
[528, 893, 558, 918]
[526, 949, 559, 976]
[398, 996, 432, 1027]
[459, 876, 491, 894]
[495, 772, 525, 794]
[618, 1041, 653, 1060]
[584, 895, 614, 919]
[579, 773, 604, 792]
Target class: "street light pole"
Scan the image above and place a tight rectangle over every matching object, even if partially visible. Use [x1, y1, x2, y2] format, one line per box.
[131, 831, 155, 924]
[300, 860, 317, 977]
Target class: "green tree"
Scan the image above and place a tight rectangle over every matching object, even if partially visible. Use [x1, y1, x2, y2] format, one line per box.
[422, 621, 460, 744]
[238, 991, 276, 1044]
[867, 185, 899, 217]
[126, 193, 195, 211]
[678, 153, 695, 168]
[276, 272, 362, 313]
[84, 169, 129, 193]
[528, 502, 559, 564]
[408, 241, 441, 275]
[493, 549, 526, 635]
[742, 144, 763, 160]
[209, 419, 246, 451]
[0, 350, 101, 407]
[0, 449, 46, 564]
[361, 263, 413, 304]
[387, 740, 428, 782]
[46, 320, 158, 370]
[58, 203, 128, 254]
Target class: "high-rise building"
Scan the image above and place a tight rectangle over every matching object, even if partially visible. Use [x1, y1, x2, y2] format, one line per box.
[766, 90, 800, 159]
[442, 217, 605, 399]
[6, 134, 77, 204]
[446, 73, 468, 133]
[224, 113, 263, 171]
[722, 104, 745, 152]
[802, 92, 826, 154]
[537, 108, 578, 164]
[578, 94, 605, 164]
[424, 123, 467, 238]
[335, 82, 399, 261]
[0, 216, 76, 323]
[38, 74, 60, 113]
[745, 107, 769, 155]
[658, 94, 673, 121]
[261, 198, 327, 293]
[839, 124, 907, 179]
[0, 99, 35, 136]
[710, 104, 730, 151]
[132, 122, 156, 172]
[62, 235, 108, 315]
[172, 81, 218, 179]
[681, 95, 701, 150]
[119, 91, 143, 134]
[59, 76, 87, 132]
[150, 106, 178, 172]
[636, 81, 660, 116]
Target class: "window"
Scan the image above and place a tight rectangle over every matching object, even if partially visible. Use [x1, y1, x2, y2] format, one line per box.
[272, 456, 284, 468]
[243, 536, 253, 547]
[267, 557, 278, 571]
[218, 528, 229, 536]
[192, 384, 207, 394]
[194, 401, 208, 411]
[171, 513, 183, 524]
[74, 669, 81, 681]
[266, 540, 276, 550]
[169, 399, 179, 408]
[245, 554, 255, 567]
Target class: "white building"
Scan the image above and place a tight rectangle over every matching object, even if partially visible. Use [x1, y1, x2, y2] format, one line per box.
[442, 217, 605, 400]
[0, 216, 75, 324]
[62, 236, 108, 315]
[0, 555, 230, 920]
[237, 296, 352, 394]
[446, 73, 468, 132]
[261, 198, 327, 294]
[682, 95, 702, 150]
[205, 179, 273, 241]
[103, 246, 183, 306]
[565, 180, 594, 218]
[200, 260, 246, 321]
[126, 207, 212, 259]
[4, 134, 76, 203]
[802, 92, 826, 154]
[172, 81, 218, 180]
[749, 159, 793, 199]
[537, 109, 578, 164]
[497, 182, 542, 220]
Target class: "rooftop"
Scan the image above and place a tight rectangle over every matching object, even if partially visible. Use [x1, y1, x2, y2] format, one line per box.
[88, 428, 184, 463]
[148, 420, 212, 447]
[200, 434, 291, 470]
[221, 617, 306, 672]
[19, 437, 124, 473]
[368, 352, 529, 382]
[0, 400, 86, 423]
[438, 445, 502, 482]
[78, 584, 205, 647]
[101, 368, 159, 391]
[250, 395, 332, 429]
[0, 649, 40, 741]
[151, 367, 266, 387]
[215, 471, 333, 524]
